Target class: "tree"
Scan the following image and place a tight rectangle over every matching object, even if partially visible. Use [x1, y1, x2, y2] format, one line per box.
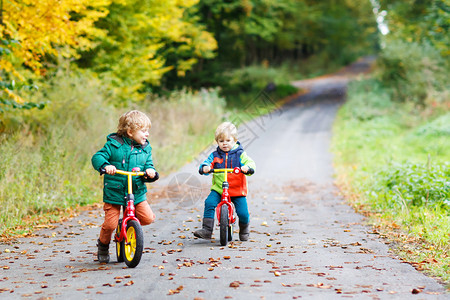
[177, 0, 377, 89]
[379, 0, 449, 56]
[0, 0, 109, 111]
[77, 0, 217, 102]
[376, 0, 449, 104]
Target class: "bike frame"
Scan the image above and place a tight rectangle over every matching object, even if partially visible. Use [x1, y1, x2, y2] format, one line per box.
[113, 170, 144, 245]
[213, 167, 240, 225]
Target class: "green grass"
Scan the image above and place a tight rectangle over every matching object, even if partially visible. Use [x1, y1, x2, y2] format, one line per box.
[332, 78, 450, 286]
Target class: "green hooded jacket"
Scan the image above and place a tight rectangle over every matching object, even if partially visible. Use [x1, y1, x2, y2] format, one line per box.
[91, 133, 155, 205]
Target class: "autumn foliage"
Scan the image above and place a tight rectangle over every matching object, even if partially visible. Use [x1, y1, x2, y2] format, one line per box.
[0, 0, 217, 108]
[0, 0, 107, 109]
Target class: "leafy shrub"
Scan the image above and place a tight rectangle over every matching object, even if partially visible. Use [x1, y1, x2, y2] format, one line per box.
[373, 161, 449, 211]
[377, 40, 448, 104]
[344, 79, 393, 121]
[220, 65, 297, 107]
[414, 113, 450, 137]
[272, 83, 299, 99]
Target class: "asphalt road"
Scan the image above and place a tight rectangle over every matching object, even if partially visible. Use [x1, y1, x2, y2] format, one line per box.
[1, 58, 448, 299]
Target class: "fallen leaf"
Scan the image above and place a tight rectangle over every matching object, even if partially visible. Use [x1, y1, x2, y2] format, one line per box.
[103, 283, 115, 287]
[168, 285, 184, 295]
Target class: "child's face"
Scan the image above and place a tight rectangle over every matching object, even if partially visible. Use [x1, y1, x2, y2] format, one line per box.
[128, 127, 149, 145]
[217, 135, 236, 152]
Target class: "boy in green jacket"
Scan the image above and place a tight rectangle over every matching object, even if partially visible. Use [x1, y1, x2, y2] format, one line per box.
[92, 110, 157, 263]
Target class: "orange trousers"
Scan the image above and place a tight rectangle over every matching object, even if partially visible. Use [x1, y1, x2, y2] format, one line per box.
[99, 201, 155, 244]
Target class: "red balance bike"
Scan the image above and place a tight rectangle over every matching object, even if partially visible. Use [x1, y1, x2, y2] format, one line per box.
[100, 168, 158, 268]
[209, 167, 253, 246]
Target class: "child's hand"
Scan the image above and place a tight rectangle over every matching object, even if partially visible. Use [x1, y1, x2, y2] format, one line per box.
[145, 168, 156, 178]
[105, 165, 117, 175]
[241, 165, 249, 174]
[203, 166, 211, 173]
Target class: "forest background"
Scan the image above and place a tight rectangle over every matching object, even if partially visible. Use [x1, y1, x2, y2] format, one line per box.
[0, 0, 449, 286]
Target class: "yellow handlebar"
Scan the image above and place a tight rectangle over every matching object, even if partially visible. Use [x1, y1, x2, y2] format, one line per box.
[114, 169, 145, 195]
[115, 170, 145, 176]
[212, 168, 235, 173]
[210, 167, 241, 182]
[101, 167, 159, 195]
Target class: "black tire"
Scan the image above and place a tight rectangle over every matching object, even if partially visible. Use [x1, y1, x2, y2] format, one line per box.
[228, 225, 233, 241]
[220, 205, 229, 246]
[123, 220, 144, 268]
[116, 219, 124, 262]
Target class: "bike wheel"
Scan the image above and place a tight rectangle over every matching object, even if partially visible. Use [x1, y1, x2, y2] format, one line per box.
[123, 220, 144, 268]
[228, 224, 233, 241]
[116, 218, 124, 262]
[220, 205, 229, 246]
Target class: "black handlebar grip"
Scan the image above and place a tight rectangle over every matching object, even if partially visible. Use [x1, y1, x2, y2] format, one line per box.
[144, 171, 159, 182]
[247, 168, 255, 175]
[199, 167, 214, 175]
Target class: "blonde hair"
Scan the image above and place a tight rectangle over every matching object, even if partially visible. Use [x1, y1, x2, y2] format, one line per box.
[215, 122, 237, 142]
[117, 110, 151, 137]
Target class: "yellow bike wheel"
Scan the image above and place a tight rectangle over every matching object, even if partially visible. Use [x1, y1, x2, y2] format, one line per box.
[123, 220, 144, 268]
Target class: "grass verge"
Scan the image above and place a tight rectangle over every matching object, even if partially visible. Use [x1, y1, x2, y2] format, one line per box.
[332, 78, 449, 287]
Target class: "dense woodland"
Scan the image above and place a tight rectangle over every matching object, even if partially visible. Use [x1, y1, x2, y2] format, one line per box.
[0, 0, 378, 109]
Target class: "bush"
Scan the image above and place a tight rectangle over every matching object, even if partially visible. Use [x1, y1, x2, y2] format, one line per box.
[376, 40, 448, 105]
[220, 65, 298, 107]
[344, 79, 393, 121]
[373, 161, 450, 210]
[414, 113, 450, 137]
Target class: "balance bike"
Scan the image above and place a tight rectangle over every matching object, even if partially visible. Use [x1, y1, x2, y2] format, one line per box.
[210, 167, 242, 246]
[100, 168, 158, 268]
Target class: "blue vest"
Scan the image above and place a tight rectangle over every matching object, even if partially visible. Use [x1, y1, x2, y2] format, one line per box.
[211, 142, 243, 168]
